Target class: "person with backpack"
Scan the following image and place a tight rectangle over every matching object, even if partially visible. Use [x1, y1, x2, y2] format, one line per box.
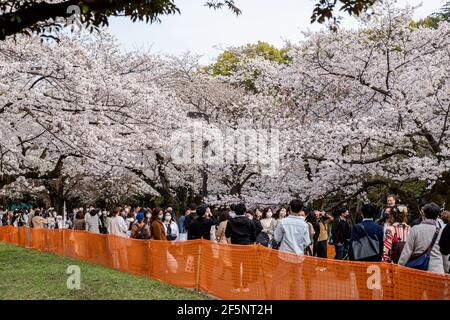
[398, 203, 445, 274]
[383, 206, 411, 263]
[131, 213, 151, 240]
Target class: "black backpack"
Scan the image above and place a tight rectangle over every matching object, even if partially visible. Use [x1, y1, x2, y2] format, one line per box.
[390, 225, 407, 263]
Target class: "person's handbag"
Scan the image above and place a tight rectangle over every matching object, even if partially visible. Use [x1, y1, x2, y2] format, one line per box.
[405, 227, 440, 271]
[352, 224, 380, 261]
[166, 223, 177, 241]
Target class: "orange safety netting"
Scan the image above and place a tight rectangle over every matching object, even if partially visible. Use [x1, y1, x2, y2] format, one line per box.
[0, 226, 449, 300]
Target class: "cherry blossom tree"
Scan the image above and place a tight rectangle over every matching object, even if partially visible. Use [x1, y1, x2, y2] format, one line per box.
[242, 2, 450, 207]
[2, 1, 450, 210]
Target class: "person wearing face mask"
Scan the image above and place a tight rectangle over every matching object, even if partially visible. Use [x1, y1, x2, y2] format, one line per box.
[165, 207, 176, 221]
[260, 207, 276, 243]
[163, 210, 179, 241]
[143, 208, 152, 226]
[150, 207, 166, 240]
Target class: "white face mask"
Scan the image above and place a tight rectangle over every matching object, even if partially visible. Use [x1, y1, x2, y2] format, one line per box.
[165, 216, 171, 222]
[266, 212, 273, 219]
[146, 214, 151, 218]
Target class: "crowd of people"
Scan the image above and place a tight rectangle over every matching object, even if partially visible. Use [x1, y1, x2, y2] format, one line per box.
[1, 195, 449, 280]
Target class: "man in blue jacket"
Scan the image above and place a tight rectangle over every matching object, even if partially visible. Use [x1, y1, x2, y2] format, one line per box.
[349, 203, 384, 262]
[349, 203, 384, 299]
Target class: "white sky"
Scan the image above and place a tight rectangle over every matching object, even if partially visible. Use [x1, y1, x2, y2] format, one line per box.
[107, 0, 445, 64]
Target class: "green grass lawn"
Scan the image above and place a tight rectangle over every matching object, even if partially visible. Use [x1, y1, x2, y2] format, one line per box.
[0, 242, 209, 300]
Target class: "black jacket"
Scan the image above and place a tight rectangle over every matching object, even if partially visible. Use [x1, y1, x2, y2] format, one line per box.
[188, 216, 216, 240]
[185, 214, 197, 238]
[331, 217, 351, 245]
[253, 219, 263, 237]
[225, 215, 256, 245]
[439, 223, 450, 256]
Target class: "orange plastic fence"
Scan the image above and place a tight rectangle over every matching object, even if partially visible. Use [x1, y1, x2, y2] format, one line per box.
[0, 226, 449, 300]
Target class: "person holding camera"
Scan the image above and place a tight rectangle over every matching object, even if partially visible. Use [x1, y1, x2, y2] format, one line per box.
[188, 204, 217, 241]
[314, 210, 334, 258]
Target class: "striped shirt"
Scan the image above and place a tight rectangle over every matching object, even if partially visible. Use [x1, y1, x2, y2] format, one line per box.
[383, 222, 411, 262]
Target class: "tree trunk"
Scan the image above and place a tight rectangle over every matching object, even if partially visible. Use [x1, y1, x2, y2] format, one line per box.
[45, 178, 65, 215]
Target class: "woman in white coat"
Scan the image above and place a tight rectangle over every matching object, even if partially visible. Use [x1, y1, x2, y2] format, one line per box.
[163, 211, 179, 240]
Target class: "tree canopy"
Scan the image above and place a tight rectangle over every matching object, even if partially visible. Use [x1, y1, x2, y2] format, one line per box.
[209, 41, 291, 77]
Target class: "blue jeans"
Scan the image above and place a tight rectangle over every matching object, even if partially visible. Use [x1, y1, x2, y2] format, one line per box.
[334, 244, 346, 260]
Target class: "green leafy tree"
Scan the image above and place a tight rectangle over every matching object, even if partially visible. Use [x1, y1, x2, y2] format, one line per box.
[0, 0, 383, 40]
[210, 41, 290, 76]
[411, 1, 450, 29]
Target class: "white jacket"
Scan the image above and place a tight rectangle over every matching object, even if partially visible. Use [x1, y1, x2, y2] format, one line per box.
[398, 221, 445, 274]
[108, 216, 128, 237]
[163, 221, 179, 240]
[85, 213, 100, 234]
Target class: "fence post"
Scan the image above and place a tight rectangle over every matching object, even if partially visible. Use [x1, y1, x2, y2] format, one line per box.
[195, 239, 202, 292]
